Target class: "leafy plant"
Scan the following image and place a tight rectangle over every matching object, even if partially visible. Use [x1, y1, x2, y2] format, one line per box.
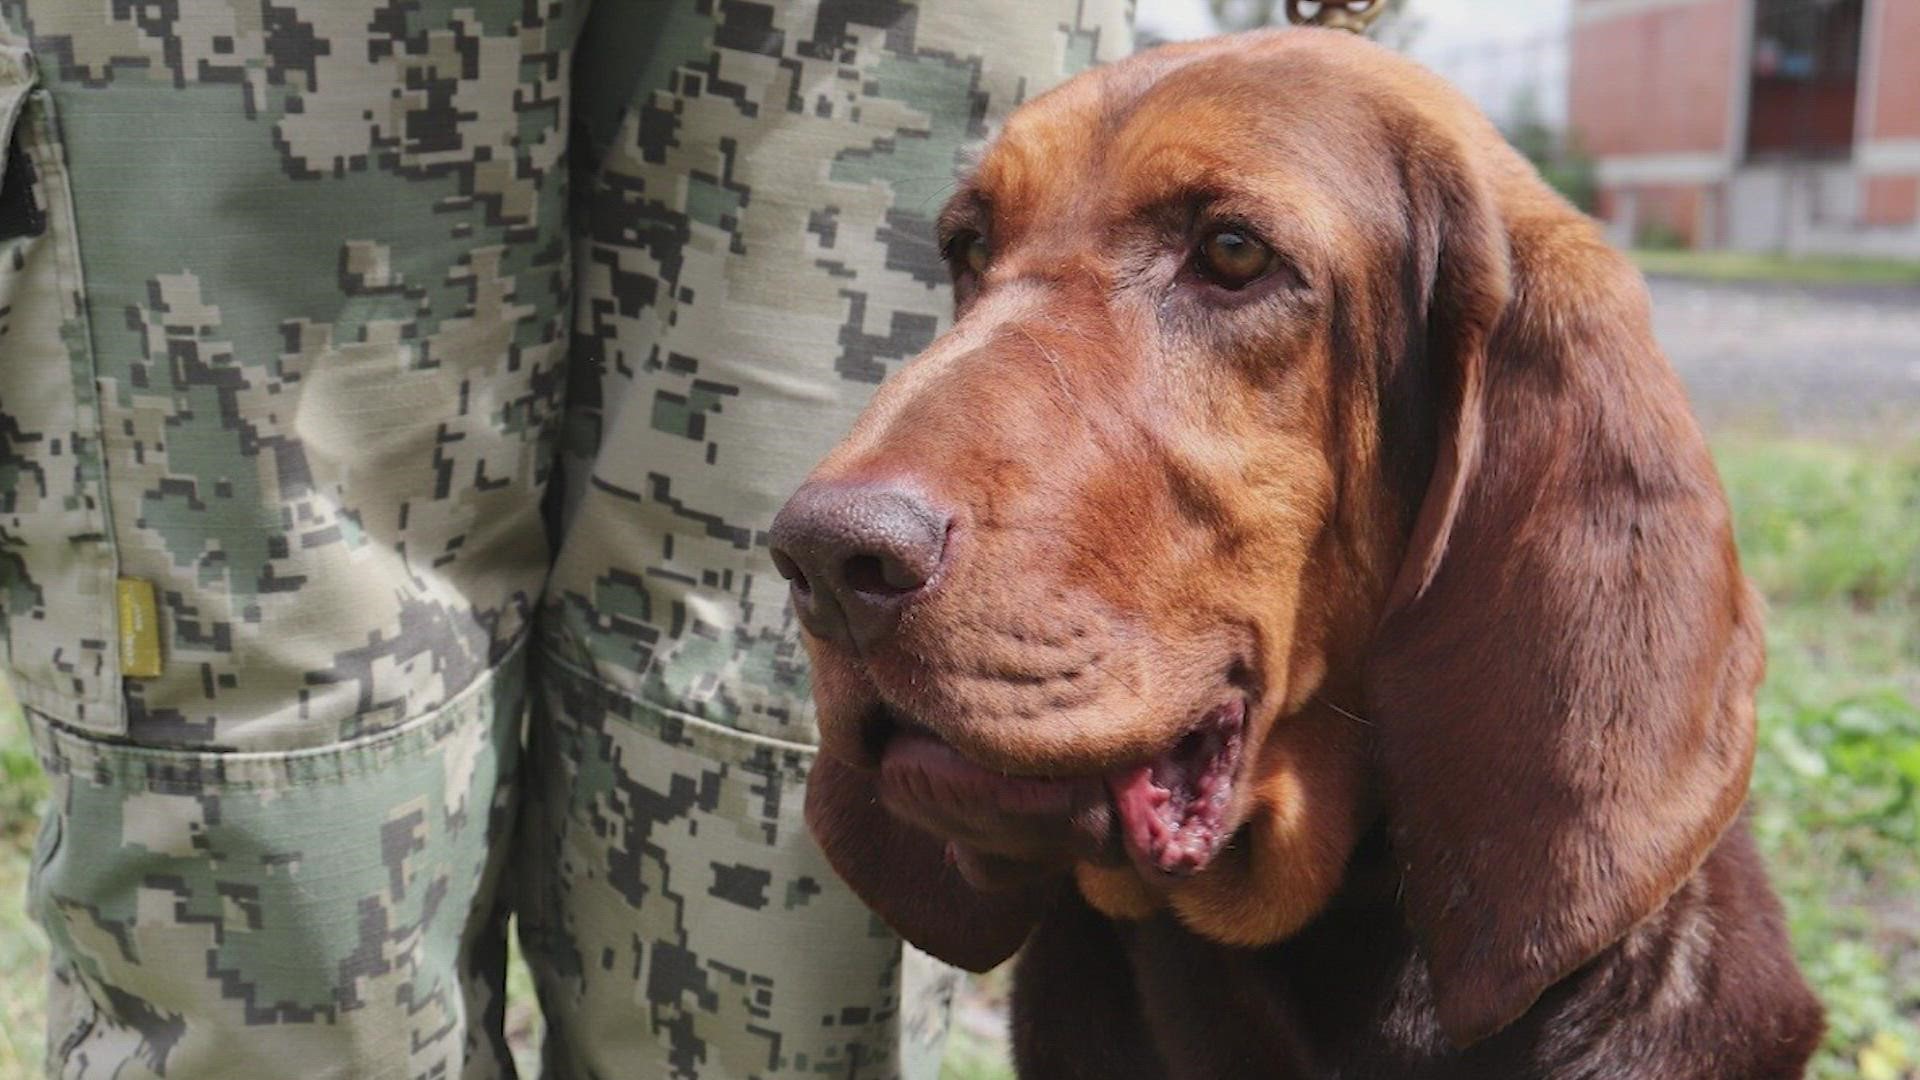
[1725, 439, 1920, 1079]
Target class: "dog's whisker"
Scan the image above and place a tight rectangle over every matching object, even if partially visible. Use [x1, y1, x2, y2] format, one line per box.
[913, 179, 962, 212]
[1316, 696, 1374, 727]
[1083, 654, 1147, 705]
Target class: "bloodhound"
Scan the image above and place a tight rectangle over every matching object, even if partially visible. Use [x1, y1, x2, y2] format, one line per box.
[770, 28, 1824, 1080]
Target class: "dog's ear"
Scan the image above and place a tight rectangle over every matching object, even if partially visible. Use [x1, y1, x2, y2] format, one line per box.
[805, 754, 1050, 971]
[1365, 122, 1763, 1048]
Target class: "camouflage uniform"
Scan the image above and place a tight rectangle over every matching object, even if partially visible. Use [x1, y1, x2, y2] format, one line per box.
[0, 2, 1130, 1077]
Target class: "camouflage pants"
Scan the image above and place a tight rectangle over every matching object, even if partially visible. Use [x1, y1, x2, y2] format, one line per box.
[0, 2, 1130, 1077]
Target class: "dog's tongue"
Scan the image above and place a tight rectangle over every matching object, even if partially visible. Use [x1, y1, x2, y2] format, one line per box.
[1108, 700, 1246, 877]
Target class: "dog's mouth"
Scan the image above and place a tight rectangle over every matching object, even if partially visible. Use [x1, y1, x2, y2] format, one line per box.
[1108, 697, 1247, 877]
[867, 696, 1250, 882]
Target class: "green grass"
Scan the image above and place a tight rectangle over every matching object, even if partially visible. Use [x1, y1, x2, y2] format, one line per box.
[1723, 437, 1920, 1080]
[1633, 248, 1920, 288]
[0, 677, 47, 1080]
[4, 438, 1918, 1080]
[941, 1038, 1016, 1080]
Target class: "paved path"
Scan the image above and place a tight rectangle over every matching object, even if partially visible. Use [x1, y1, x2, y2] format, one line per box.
[1648, 277, 1920, 440]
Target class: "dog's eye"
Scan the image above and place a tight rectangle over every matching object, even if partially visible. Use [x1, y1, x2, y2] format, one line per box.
[945, 231, 990, 276]
[1197, 228, 1273, 288]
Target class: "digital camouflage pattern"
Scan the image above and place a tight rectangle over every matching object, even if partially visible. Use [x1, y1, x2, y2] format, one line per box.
[0, 41, 118, 735]
[8, 0, 580, 751]
[27, 656, 525, 1080]
[4, 2, 568, 1072]
[515, 660, 958, 1079]
[0, 0, 1130, 1076]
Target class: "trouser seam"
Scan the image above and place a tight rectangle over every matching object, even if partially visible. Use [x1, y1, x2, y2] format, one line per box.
[25, 635, 528, 785]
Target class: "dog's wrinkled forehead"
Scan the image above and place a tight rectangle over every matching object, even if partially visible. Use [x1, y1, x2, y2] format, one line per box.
[953, 37, 1411, 276]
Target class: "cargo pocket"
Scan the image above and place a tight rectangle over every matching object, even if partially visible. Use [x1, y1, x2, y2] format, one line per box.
[25, 641, 528, 1080]
[514, 651, 958, 1080]
[0, 34, 123, 737]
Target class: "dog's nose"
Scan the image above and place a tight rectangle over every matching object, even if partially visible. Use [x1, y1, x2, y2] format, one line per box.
[768, 483, 951, 648]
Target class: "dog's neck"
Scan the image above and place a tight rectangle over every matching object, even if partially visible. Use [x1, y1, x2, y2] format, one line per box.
[1084, 820, 1815, 1079]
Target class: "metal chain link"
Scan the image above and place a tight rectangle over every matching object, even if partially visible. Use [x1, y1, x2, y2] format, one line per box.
[1284, 0, 1388, 34]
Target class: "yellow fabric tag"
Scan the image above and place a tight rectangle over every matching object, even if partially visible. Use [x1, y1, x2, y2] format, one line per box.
[117, 577, 163, 678]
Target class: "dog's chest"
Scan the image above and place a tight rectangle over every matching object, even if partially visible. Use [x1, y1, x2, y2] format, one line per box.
[1103, 907, 1439, 1079]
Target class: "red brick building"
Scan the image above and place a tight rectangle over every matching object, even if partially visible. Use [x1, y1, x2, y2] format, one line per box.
[1570, 0, 1920, 253]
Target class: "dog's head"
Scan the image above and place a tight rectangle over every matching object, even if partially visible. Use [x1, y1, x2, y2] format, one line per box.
[775, 30, 1761, 1047]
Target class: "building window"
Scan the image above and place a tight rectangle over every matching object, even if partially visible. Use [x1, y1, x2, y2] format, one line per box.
[1745, 0, 1865, 159]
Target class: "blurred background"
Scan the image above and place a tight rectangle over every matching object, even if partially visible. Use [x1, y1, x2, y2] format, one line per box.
[1152, 0, 1920, 260]
[3, 2, 1916, 1079]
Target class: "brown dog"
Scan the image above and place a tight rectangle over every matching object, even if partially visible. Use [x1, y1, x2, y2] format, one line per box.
[770, 29, 1823, 1079]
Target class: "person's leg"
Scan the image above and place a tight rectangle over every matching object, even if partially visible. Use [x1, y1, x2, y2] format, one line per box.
[522, 2, 1131, 1076]
[0, 3, 583, 1075]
